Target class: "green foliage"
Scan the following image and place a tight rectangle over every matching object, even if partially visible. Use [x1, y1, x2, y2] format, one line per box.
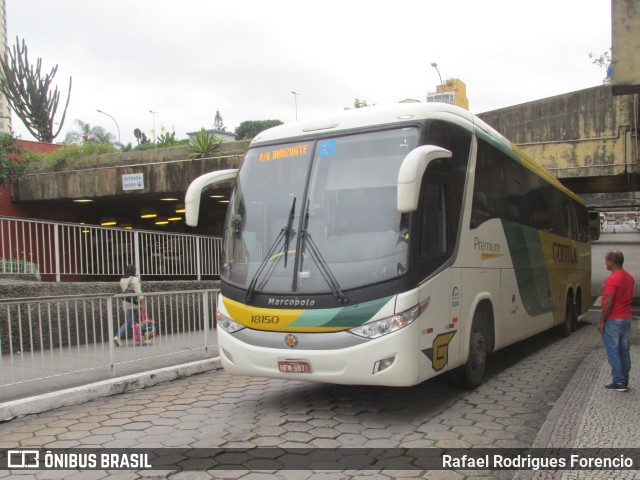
[156, 131, 177, 148]
[131, 142, 158, 151]
[21, 142, 117, 171]
[189, 128, 223, 159]
[589, 50, 611, 69]
[131, 127, 187, 151]
[133, 128, 151, 145]
[0, 132, 25, 186]
[214, 110, 225, 131]
[354, 98, 369, 108]
[64, 119, 115, 145]
[234, 119, 283, 140]
[0, 37, 72, 143]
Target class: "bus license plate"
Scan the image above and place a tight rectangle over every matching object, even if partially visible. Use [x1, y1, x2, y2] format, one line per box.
[278, 359, 312, 373]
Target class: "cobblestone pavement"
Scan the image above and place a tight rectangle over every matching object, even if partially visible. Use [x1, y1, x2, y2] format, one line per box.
[0, 317, 614, 480]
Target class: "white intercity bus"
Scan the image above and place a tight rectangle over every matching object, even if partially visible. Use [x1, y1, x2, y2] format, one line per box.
[185, 103, 591, 388]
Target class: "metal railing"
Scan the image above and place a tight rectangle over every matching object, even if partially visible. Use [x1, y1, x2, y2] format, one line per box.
[0, 289, 219, 400]
[0, 216, 222, 281]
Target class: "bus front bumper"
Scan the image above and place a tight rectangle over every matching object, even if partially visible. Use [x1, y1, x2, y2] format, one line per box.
[216, 327, 422, 387]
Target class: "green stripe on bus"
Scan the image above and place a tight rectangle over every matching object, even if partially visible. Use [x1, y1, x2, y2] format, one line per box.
[502, 220, 554, 316]
[291, 295, 394, 328]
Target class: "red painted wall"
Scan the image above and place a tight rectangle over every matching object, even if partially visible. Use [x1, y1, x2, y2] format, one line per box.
[15, 139, 63, 154]
[1, 140, 69, 219]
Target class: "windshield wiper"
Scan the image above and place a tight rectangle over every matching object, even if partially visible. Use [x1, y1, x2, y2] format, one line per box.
[245, 197, 296, 304]
[283, 197, 296, 268]
[294, 200, 348, 304]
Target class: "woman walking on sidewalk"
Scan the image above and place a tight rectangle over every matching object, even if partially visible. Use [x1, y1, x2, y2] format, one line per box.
[597, 250, 634, 392]
[114, 264, 145, 346]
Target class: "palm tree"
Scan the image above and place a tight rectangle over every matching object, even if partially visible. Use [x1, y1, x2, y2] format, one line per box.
[64, 119, 116, 145]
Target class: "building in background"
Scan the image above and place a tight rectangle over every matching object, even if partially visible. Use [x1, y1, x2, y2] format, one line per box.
[611, 0, 640, 95]
[0, 0, 10, 134]
[186, 128, 236, 143]
[426, 78, 469, 110]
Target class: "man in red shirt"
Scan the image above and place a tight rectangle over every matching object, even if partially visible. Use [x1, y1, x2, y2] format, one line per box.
[598, 250, 634, 392]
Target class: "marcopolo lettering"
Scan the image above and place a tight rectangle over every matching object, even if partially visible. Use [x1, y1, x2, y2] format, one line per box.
[268, 297, 315, 307]
[552, 242, 578, 264]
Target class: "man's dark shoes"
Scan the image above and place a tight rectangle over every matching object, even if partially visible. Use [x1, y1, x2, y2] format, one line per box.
[604, 382, 628, 392]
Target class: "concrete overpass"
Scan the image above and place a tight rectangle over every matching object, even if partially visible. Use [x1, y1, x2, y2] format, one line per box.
[6, 141, 249, 236]
[478, 84, 640, 211]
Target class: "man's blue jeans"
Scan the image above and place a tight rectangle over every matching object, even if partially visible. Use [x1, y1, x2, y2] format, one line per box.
[601, 318, 631, 386]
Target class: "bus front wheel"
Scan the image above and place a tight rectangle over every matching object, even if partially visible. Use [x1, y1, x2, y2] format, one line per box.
[450, 311, 488, 389]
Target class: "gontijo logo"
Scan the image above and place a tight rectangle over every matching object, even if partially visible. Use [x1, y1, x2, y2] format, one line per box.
[284, 334, 299, 348]
[552, 242, 578, 264]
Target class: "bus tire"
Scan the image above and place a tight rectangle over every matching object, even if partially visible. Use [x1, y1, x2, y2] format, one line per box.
[450, 310, 488, 389]
[557, 295, 575, 338]
[571, 290, 581, 332]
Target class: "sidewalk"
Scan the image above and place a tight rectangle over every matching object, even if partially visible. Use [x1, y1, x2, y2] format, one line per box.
[0, 333, 221, 421]
[517, 308, 640, 480]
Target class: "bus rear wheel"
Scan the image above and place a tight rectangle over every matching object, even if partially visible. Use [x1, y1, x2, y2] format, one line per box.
[557, 296, 575, 338]
[450, 311, 488, 389]
[571, 291, 581, 332]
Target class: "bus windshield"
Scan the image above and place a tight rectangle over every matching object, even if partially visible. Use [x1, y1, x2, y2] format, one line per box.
[222, 127, 420, 296]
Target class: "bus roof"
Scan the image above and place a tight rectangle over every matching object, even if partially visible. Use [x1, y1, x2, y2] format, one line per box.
[251, 102, 482, 144]
[250, 102, 585, 206]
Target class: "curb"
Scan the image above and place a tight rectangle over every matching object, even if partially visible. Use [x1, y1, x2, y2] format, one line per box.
[0, 357, 223, 423]
[512, 348, 603, 480]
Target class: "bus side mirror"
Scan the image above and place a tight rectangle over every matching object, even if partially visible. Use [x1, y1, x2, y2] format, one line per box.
[185, 169, 239, 226]
[397, 145, 452, 213]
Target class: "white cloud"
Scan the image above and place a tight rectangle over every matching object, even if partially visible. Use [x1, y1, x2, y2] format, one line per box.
[7, 0, 611, 145]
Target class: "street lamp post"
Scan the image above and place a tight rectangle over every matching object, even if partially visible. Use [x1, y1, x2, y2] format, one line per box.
[149, 110, 158, 142]
[430, 62, 444, 102]
[291, 91, 299, 121]
[96, 109, 121, 144]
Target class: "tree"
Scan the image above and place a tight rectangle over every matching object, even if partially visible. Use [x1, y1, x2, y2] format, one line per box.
[133, 128, 151, 145]
[64, 120, 115, 145]
[354, 98, 369, 108]
[235, 120, 283, 140]
[589, 49, 611, 69]
[0, 132, 24, 187]
[214, 110, 226, 131]
[0, 37, 72, 143]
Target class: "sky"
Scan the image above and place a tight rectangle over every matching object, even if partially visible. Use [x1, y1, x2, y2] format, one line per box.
[7, 0, 612, 147]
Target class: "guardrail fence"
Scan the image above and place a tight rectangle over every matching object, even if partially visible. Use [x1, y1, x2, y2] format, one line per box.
[0, 216, 222, 281]
[0, 289, 219, 397]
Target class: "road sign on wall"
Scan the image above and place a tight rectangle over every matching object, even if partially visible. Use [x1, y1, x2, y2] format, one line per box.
[122, 173, 144, 191]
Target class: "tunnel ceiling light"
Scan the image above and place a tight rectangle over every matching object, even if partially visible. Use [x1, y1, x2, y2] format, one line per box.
[140, 210, 157, 218]
[73, 198, 93, 203]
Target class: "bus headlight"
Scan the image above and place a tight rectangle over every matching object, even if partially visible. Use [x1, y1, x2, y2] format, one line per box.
[349, 304, 420, 339]
[216, 311, 245, 334]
